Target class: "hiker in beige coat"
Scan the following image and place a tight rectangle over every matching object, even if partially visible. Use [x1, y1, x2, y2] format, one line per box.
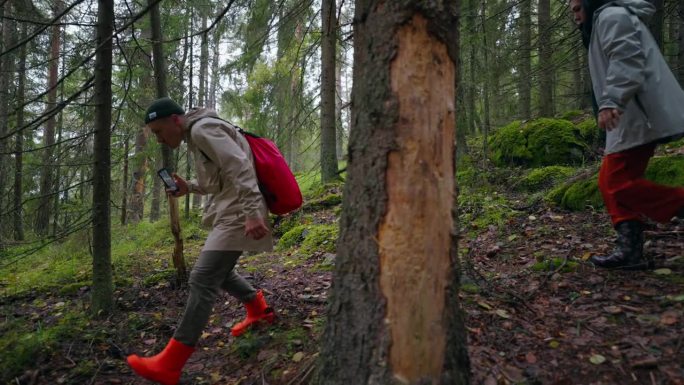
[127, 97, 276, 385]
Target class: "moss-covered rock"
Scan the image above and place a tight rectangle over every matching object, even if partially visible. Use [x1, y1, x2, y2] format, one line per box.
[272, 213, 312, 238]
[276, 225, 308, 251]
[547, 155, 684, 211]
[645, 156, 684, 187]
[558, 110, 584, 121]
[519, 166, 576, 192]
[276, 224, 338, 254]
[301, 224, 338, 254]
[302, 193, 342, 212]
[489, 118, 588, 167]
[575, 117, 602, 149]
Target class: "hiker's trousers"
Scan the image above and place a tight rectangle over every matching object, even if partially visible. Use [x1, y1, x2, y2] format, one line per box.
[599, 142, 684, 226]
[173, 250, 256, 346]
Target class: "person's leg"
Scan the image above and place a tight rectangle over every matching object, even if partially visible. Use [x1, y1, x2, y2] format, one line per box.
[602, 143, 684, 223]
[173, 250, 241, 345]
[128, 250, 240, 385]
[593, 145, 652, 269]
[220, 263, 257, 302]
[220, 259, 275, 337]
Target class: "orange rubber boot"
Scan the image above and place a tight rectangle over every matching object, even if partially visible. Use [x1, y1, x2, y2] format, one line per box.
[231, 290, 275, 337]
[127, 338, 195, 385]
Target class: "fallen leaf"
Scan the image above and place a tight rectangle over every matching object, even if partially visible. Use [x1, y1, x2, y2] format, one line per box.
[654, 268, 672, 275]
[549, 340, 560, 349]
[603, 306, 622, 315]
[477, 301, 493, 310]
[660, 310, 679, 326]
[495, 309, 511, 319]
[292, 352, 305, 362]
[590, 354, 606, 365]
[581, 252, 592, 261]
[630, 356, 659, 369]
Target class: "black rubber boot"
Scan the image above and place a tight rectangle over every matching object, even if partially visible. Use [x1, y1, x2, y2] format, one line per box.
[590, 220, 650, 270]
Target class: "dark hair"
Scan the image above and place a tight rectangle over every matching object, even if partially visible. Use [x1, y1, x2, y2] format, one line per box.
[580, 0, 612, 48]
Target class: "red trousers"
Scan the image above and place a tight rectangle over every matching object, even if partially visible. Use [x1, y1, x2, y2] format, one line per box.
[599, 143, 684, 226]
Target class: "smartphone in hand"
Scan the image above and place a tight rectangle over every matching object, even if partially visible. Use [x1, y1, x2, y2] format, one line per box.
[157, 168, 179, 193]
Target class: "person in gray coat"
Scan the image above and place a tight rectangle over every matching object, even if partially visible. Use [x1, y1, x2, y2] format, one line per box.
[570, 0, 684, 269]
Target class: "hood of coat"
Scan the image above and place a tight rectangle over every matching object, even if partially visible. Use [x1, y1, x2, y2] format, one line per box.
[580, 0, 654, 47]
[184, 108, 221, 133]
[595, 0, 655, 21]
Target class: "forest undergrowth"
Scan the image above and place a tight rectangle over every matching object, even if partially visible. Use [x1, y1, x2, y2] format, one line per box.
[1, 142, 683, 385]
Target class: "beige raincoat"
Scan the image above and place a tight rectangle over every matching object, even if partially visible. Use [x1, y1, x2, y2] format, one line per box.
[183, 108, 273, 252]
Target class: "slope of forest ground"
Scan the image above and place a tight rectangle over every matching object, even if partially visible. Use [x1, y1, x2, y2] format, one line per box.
[2, 142, 683, 385]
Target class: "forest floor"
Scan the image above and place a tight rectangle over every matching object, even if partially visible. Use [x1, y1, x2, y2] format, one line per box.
[2, 188, 683, 385]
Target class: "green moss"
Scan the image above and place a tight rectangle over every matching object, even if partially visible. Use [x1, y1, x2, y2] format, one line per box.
[531, 258, 579, 273]
[58, 281, 90, 296]
[276, 225, 308, 251]
[576, 117, 601, 147]
[548, 156, 684, 212]
[520, 166, 576, 191]
[272, 213, 312, 238]
[489, 118, 588, 167]
[488, 120, 532, 166]
[301, 224, 338, 254]
[558, 110, 585, 121]
[644, 156, 684, 187]
[303, 193, 342, 212]
[525, 118, 587, 166]
[0, 312, 87, 380]
[142, 269, 177, 287]
[560, 178, 603, 211]
[460, 283, 480, 294]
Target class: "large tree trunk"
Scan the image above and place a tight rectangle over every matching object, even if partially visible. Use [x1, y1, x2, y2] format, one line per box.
[209, 28, 220, 110]
[127, 129, 149, 223]
[92, 0, 114, 316]
[320, 0, 338, 183]
[13, 23, 28, 241]
[538, 0, 554, 117]
[316, 3, 470, 384]
[518, 0, 532, 120]
[149, 0, 187, 282]
[198, 16, 208, 107]
[0, 2, 14, 247]
[649, 0, 664, 49]
[481, 0, 491, 158]
[35, 0, 62, 235]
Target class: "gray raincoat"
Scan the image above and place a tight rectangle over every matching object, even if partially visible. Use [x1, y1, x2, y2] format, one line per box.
[183, 108, 273, 252]
[588, 0, 684, 154]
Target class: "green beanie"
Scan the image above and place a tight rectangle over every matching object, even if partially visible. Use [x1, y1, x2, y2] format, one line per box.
[144, 97, 185, 124]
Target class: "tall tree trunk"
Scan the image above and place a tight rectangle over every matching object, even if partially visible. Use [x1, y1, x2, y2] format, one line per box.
[13, 23, 27, 241]
[518, 0, 532, 120]
[198, 17, 208, 107]
[316, 3, 470, 384]
[320, 0, 338, 183]
[121, 135, 130, 225]
[481, 0, 491, 158]
[538, 0, 554, 117]
[36, 0, 63, 235]
[92, 0, 114, 316]
[335, 45, 345, 161]
[209, 28, 220, 110]
[0, 2, 13, 247]
[127, 129, 149, 223]
[150, 0, 187, 282]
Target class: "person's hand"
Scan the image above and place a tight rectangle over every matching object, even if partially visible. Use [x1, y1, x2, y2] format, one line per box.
[169, 173, 189, 197]
[598, 108, 622, 131]
[245, 216, 269, 240]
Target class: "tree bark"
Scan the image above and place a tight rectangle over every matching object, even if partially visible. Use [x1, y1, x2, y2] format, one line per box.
[649, 0, 664, 49]
[0, 2, 14, 247]
[35, 0, 63, 235]
[13, 22, 27, 241]
[518, 0, 532, 120]
[320, 0, 338, 183]
[149, 0, 186, 282]
[538, 0, 554, 116]
[92, 0, 114, 316]
[315, 2, 470, 384]
[198, 16, 208, 107]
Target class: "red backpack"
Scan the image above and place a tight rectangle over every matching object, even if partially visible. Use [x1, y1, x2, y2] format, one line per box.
[190, 116, 303, 215]
[238, 129, 303, 215]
